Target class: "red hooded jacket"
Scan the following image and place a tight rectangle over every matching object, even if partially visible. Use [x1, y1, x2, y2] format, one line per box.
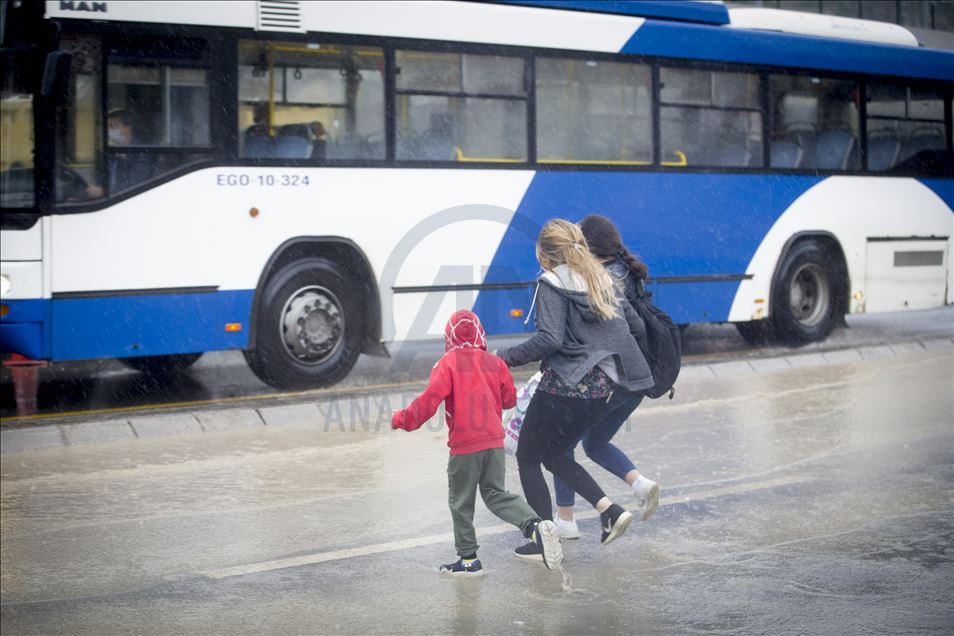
[391, 310, 517, 455]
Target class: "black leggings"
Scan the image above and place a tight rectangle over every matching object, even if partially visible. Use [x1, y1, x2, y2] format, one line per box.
[515, 389, 610, 521]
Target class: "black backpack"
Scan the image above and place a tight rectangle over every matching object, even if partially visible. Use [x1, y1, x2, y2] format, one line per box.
[630, 281, 682, 399]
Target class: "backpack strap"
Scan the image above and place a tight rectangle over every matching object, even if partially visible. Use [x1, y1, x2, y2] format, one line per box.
[634, 276, 652, 300]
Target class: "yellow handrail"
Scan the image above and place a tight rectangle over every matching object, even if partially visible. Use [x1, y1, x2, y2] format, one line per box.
[662, 151, 688, 166]
[538, 151, 688, 167]
[539, 158, 651, 166]
[454, 148, 524, 163]
[452, 147, 689, 166]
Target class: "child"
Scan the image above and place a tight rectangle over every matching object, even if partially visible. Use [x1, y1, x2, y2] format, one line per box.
[392, 309, 562, 575]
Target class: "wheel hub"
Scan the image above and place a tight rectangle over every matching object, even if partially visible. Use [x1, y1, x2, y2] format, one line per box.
[280, 286, 345, 363]
[789, 264, 830, 327]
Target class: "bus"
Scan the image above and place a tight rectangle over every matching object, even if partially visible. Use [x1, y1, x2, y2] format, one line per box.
[1, 0, 951, 390]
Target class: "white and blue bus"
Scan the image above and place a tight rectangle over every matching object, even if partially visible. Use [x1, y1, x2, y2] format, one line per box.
[1, 0, 951, 390]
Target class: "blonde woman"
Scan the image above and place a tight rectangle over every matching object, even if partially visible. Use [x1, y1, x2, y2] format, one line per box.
[552, 214, 660, 540]
[498, 219, 655, 558]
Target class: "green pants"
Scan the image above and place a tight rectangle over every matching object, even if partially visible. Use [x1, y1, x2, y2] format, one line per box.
[447, 447, 539, 557]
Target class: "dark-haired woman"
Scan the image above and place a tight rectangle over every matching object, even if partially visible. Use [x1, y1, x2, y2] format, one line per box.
[552, 214, 660, 540]
[498, 219, 655, 554]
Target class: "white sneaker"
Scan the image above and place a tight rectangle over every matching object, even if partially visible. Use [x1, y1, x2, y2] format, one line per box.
[554, 516, 581, 540]
[632, 476, 659, 522]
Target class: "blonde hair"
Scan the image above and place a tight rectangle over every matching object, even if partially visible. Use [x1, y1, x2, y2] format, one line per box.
[535, 219, 619, 320]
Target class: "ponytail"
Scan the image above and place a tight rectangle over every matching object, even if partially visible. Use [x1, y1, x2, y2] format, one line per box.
[579, 214, 649, 280]
[617, 248, 649, 280]
[536, 219, 619, 321]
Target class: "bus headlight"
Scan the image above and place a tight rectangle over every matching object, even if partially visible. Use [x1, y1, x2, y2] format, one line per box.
[0, 274, 10, 297]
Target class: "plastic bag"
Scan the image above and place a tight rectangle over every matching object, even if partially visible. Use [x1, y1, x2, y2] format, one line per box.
[503, 371, 542, 455]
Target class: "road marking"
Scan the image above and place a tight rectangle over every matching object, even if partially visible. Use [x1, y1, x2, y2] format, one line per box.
[199, 475, 807, 580]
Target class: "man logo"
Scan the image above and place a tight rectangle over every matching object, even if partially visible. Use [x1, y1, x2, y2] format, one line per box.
[59, 1, 107, 12]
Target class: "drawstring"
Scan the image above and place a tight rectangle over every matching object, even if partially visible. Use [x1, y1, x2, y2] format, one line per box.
[523, 282, 540, 326]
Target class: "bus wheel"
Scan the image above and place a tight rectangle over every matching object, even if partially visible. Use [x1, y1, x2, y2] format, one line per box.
[771, 240, 837, 344]
[245, 258, 363, 390]
[121, 353, 202, 374]
[735, 320, 773, 345]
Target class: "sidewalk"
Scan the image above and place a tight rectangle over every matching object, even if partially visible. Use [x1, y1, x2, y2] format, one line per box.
[1, 336, 951, 454]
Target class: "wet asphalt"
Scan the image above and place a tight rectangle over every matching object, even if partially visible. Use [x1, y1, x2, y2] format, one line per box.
[1, 333, 952, 634]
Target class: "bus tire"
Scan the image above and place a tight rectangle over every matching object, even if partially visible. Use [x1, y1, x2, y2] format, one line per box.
[735, 319, 773, 345]
[121, 353, 202, 374]
[771, 240, 838, 344]
[245, 257, 363, 390]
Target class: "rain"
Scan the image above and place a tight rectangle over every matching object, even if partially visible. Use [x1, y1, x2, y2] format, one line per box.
[1, 0, 953, 634]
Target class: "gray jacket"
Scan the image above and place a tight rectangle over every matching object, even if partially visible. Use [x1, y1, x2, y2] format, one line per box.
[498, 265, 654, 392]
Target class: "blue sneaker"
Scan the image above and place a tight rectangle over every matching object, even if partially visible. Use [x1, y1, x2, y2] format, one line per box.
[439, 558, 484, 576]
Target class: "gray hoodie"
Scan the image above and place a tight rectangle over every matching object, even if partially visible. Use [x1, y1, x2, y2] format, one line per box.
[498, 265, 654, 393]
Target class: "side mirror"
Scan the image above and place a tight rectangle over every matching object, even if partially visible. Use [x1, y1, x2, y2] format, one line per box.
[41, 50, 72, 98]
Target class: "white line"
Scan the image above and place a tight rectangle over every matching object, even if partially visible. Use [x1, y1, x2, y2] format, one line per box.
[199, 475, 808, 580]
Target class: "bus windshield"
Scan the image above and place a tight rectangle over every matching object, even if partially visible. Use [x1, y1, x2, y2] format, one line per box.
[0, 50, 35, 209]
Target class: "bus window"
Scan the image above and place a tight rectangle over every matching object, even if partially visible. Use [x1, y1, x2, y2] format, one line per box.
[660, 68, 762, 168]
[396, 51, 526, 162]
[108, 66, 210, 148]
[866, 84, 945, 171]
[0, 51, 35, 208]
[54, 34, 104, 203]
[238, 40, 384, 161]
[104, 62, 210, 195]
[536, 57, 651, 165]
[768, 75, 860, 171]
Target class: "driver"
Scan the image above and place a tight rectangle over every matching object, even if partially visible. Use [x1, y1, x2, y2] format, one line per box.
[83, 109, 156, 198]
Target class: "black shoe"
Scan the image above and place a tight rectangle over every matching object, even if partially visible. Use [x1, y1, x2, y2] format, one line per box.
[439, 557, 484, 575]
[600, 504, 634, 545]
[514, 521, 563, 570]
[514, 541, 544, 562]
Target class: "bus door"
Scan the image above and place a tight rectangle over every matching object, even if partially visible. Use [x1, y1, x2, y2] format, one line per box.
[0, 43, 46, 360]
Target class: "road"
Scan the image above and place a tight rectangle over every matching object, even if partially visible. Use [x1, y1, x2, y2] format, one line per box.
[1, 337, 952, 634]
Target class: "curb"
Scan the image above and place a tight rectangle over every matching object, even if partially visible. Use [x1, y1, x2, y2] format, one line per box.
[2, 337, 951, 455]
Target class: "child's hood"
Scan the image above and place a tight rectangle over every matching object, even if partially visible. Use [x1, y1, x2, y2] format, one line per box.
[539, 265, 604, 323]
[444, 309, 488, 352]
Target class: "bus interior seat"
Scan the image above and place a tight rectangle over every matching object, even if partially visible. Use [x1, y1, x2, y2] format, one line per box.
[244, 123, 269, 138]
[867, 133, 901, 171]
[804, 131, 855, 170]
[243, 135, 275, 159]
[770, 139, 803, 168]
[901, 126, 945, 159]
[328, 134, 368, 160]
[364, 132, 385, 160]
[778, 93, 817, 144]
[278, 123, 313, 139]
[416, 131, 456, 161]
[274, 135, 313, 159]
[395, 137, 419, 160]
[710, 143, 751, 167]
